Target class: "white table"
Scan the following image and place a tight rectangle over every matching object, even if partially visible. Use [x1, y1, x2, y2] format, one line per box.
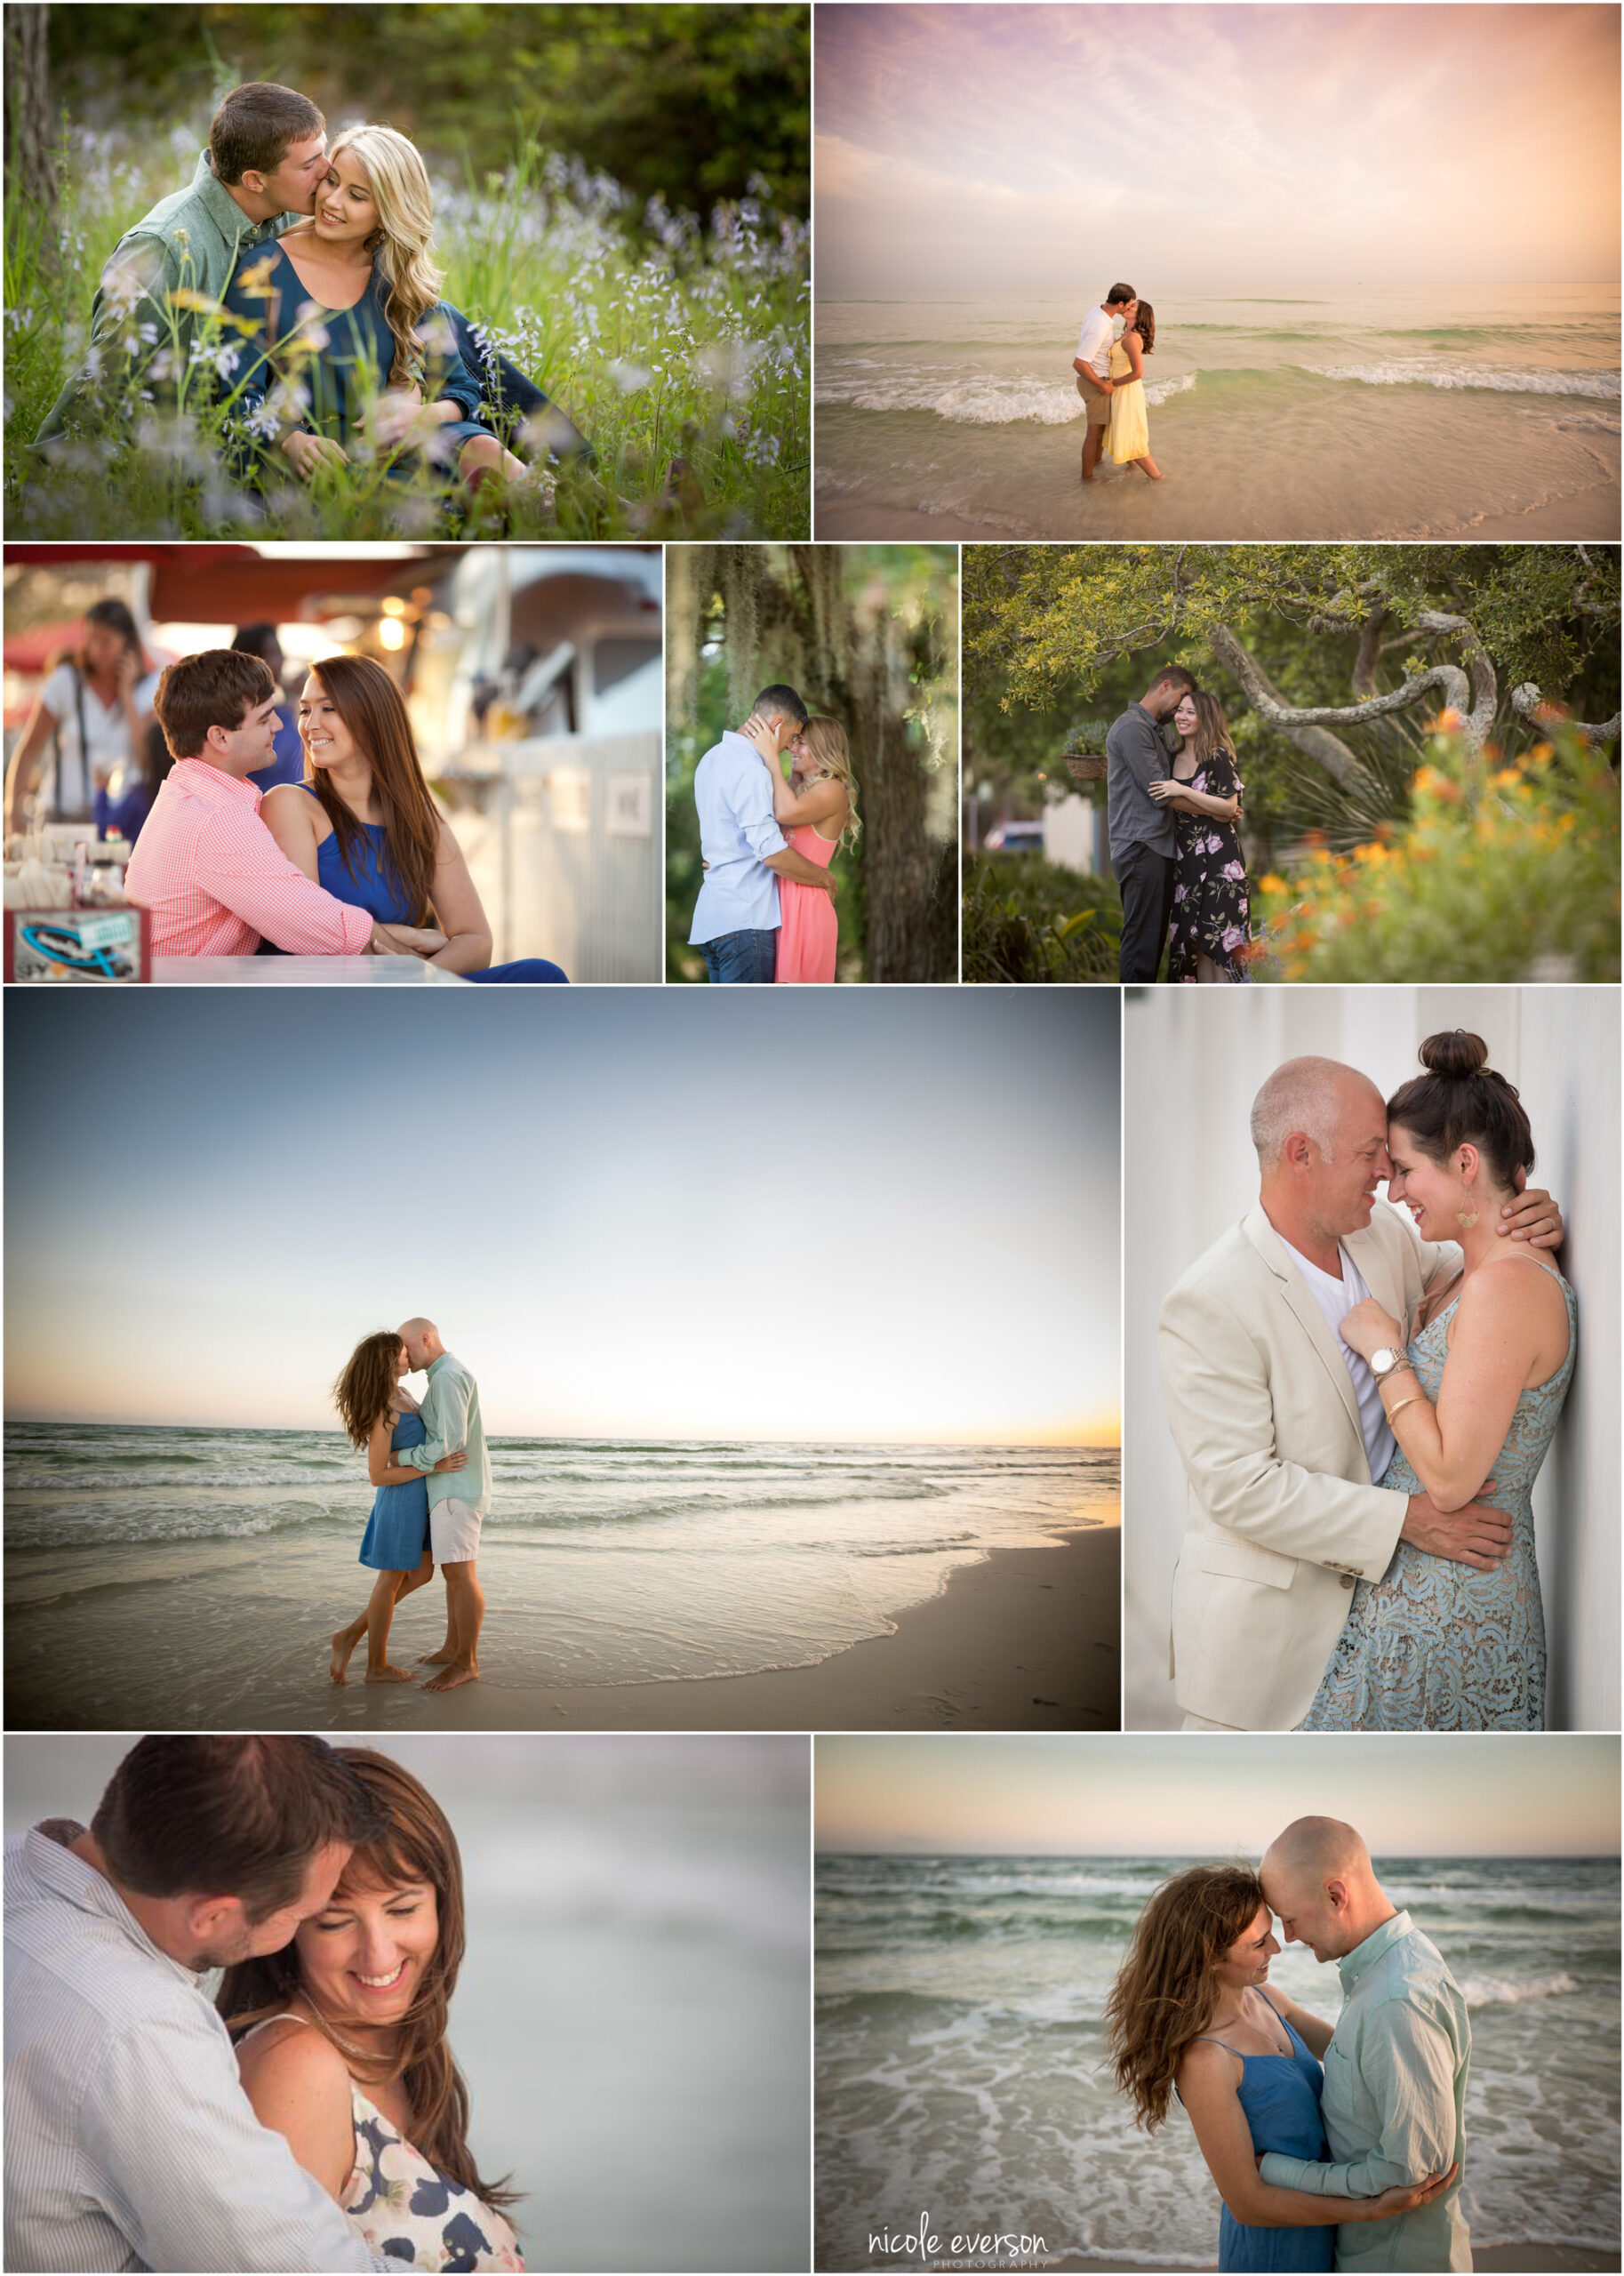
[153, 957, 471, 984]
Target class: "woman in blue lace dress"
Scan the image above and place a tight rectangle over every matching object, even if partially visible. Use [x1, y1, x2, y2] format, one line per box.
[222, 126, 547, 503]
[327, 1331, 468, 1686]
[1106, 1865, 1447, 2272]
[221, 1748, 524, 2272]
[1304, 1030, 1575, 1731]
[260, 653, 568, 982]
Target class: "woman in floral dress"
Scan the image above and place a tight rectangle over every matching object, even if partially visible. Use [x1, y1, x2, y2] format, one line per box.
[221, 1748, 524, 2272]
[1151, 687, 1252, 982]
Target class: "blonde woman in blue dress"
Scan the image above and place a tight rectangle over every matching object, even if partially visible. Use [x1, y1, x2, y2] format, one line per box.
[1106, 298, 1163, 481]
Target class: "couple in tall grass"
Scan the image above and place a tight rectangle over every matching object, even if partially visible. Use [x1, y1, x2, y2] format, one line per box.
[35, 80, 595, 520]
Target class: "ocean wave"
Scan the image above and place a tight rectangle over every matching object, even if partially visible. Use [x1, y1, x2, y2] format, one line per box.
[816, 366, 1196, 425]
[1304, 360, 1620, 398]
[1460, 1970, 1580, 2009]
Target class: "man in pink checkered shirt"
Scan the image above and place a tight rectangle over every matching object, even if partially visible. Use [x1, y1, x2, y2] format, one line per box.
[124, 651, 444, 960]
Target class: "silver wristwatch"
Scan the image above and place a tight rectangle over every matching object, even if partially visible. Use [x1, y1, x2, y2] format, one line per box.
[1369, 1346, 1405, 1380]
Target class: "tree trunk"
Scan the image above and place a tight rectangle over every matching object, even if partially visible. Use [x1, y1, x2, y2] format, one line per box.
[4, 5, 57, 246]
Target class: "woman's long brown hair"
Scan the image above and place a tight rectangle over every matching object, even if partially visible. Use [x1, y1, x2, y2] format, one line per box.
[332, 1331, 405, 1450]
[1128, 300, 1155, 354]
[1189, 688, 1238, 770]
[218, 1747, 518, 2209]
[1103, 1863, 1267, 2131]
[303, 655, 441, 926]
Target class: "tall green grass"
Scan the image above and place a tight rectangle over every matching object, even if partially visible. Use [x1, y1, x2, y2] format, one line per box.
[5, 123, 808, 537]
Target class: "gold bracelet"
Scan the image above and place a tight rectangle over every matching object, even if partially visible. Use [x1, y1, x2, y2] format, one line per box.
[1385, 1394, 1423, 1426]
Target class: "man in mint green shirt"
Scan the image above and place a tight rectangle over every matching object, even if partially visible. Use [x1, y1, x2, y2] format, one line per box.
[35, 83, 327, 446]
[395, 1318, 492, 1695]
[1260, 1818, 1470, 2272]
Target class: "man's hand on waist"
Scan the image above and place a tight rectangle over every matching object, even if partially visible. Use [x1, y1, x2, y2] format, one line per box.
[1401, 1489, 1512, 1570]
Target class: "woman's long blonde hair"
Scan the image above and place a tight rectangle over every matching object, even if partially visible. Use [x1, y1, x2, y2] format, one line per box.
[1103, 1863, 1267, 2132]
[796, 717, 861, 850]
[327, 124, 444, 389]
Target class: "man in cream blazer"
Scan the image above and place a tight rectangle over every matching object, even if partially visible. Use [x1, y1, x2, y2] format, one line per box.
[1160, 1055, 1564, 1730]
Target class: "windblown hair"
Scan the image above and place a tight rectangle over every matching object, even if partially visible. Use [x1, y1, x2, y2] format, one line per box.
[1388, 1030, 1535, 1192]
[219, 1749, 518, 2211]
[333, 1330, 407, 1450]
[1186, 689, 1236, 767]
[1104, 1863, 1267, 2132]
[1127, 300, 1155, 354]
[326, 125, 444, 389]
[300, 655, 441, 925]
[796, 717, 861, 850]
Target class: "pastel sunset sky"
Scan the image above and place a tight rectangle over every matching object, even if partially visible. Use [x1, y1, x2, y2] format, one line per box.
[815, 4, 1621, 292]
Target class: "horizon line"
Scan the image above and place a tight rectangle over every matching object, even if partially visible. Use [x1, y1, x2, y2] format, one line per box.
[4, 1413, 1122, 1450]
[813, 1846, 1621, 1861]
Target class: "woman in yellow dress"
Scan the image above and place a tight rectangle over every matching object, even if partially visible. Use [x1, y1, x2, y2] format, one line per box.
[1106, 299, 1163, 480]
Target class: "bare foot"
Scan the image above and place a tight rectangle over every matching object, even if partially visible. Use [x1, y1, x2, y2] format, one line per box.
[418, 1645, 455, 1664]
[364, 1663, 417, 1684]
[423, 1659, 479, 1694]
[330, 1629, 360, 1685]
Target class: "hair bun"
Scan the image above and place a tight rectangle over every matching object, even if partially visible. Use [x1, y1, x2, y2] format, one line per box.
[1419, 1030, 1489, 1079]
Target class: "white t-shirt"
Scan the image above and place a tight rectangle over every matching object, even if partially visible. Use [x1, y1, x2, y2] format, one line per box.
[1076, 303, 1116, 380]
[36, 661, 162, 819]
[1279, 1237, 1397, 1485]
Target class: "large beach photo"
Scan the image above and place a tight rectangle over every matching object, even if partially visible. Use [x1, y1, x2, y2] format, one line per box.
[4, 985, 1120, 1733]
[812, 4, 1620, 541]
[815, 1733, 1622, 2273]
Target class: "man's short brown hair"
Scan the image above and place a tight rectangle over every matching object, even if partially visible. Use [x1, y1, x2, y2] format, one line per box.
[1105, 282, 1138, 306]
[1151, 665, 1198, 697]
[155, 650, 276, 758]
[91, 1736, 385, 1924]
[210, 83, 324, 186]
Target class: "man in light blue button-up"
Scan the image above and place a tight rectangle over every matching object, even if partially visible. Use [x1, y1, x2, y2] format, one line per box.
[687, 684, 839, 982]
[1260, 1818, 1471, 2272]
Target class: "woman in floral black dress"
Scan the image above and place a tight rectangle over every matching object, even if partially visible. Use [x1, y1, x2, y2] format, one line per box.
[1151, 688, 1252, 982]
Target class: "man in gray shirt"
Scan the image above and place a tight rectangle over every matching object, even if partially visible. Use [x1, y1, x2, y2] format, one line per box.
[1260, 1816, 1471, 2272]
[1106, 665, 1196, 982]
[5, 1735, 410, 2272]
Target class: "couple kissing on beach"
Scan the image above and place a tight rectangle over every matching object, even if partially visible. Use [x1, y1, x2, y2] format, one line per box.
[328, 1320, 492, 1694]
[1075, 280, 1164, 485]
[688, 684, 860, 983]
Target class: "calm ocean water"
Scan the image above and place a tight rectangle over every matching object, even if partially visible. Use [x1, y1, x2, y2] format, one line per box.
[814, 284, 1621, 537]
[4, 1425, 1116, 1690]
[815, 1853, 1621, 2269]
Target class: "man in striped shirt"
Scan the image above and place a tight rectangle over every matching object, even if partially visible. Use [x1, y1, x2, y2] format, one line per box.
[124, 650, 444, 959]
[4, 1735, 411, 2272]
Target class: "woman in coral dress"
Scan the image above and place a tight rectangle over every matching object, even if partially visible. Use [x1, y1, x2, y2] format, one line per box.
[1106, 298, 1163, 480]
[741, 714, 858, 983]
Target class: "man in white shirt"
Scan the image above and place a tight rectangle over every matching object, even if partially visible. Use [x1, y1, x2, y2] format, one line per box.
[1074, 281, 1137, 483]
[687, 682, 839, 982]
[1157, 1056, 1564, 1729]
[4, 1734, 409, 2272]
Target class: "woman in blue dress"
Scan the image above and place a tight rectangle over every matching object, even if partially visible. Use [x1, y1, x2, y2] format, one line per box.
[1106, 1864, 1451, 2271]
[259, 653, 567, 982]
[221, 125, 562, 502]
[328, 1330, 468, 1686]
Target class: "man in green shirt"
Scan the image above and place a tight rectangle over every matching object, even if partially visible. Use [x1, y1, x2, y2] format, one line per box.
[395, 1318, 492, 1695]
[1260, 1817, 1471, 2272]
[35, 82, 327, 447]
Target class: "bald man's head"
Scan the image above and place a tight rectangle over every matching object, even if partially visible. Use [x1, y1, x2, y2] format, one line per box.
[1260, 1815, 1393, 1963]
[397, 1318, 444, 1371]
[1252, 1058, 1393, 1246]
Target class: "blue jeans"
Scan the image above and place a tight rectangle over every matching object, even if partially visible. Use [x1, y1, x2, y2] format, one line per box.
[466, 959, 569, 983]
[701, 929, 778, 983]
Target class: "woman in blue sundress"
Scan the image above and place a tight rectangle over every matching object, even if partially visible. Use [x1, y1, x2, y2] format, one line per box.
[221, 1747, 524, 2271]
[1304, 1030, 1575, 1732]
[1107, 1864, 1451, 2272]
[259, 653, 567, 982]
[327, 1330, 468, 1686]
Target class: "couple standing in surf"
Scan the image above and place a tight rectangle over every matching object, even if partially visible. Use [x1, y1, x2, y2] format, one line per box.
[1075, 280, 1164, 485]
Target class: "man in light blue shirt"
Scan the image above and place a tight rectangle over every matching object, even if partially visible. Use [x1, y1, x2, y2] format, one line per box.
[687, 683, 838, 982]
[1260, 1817, 1471, 2272]
[396, 1318, 492, 1695]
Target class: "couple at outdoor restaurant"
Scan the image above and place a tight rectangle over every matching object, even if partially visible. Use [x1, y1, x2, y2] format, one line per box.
[1108, 663, 1252, 983]
[35, 79, 594, 508]
[1075, 281, 1164, 487]
[688, 683, 860, 983]
[328, 1320, 491, 1696]
[1160, 1038, 1576, 1732]
[6, 1735, 524, 2272]
[1108, 1818, 1468, 2272]
[123, 645, 567, 977]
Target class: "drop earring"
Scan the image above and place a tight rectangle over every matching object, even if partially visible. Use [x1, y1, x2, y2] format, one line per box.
[1456, 1193, 1479, 1230]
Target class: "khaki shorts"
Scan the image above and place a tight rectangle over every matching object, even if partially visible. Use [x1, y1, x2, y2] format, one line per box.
[431, 1496, 483, 1564]
[1076, 373, 1112, 426]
